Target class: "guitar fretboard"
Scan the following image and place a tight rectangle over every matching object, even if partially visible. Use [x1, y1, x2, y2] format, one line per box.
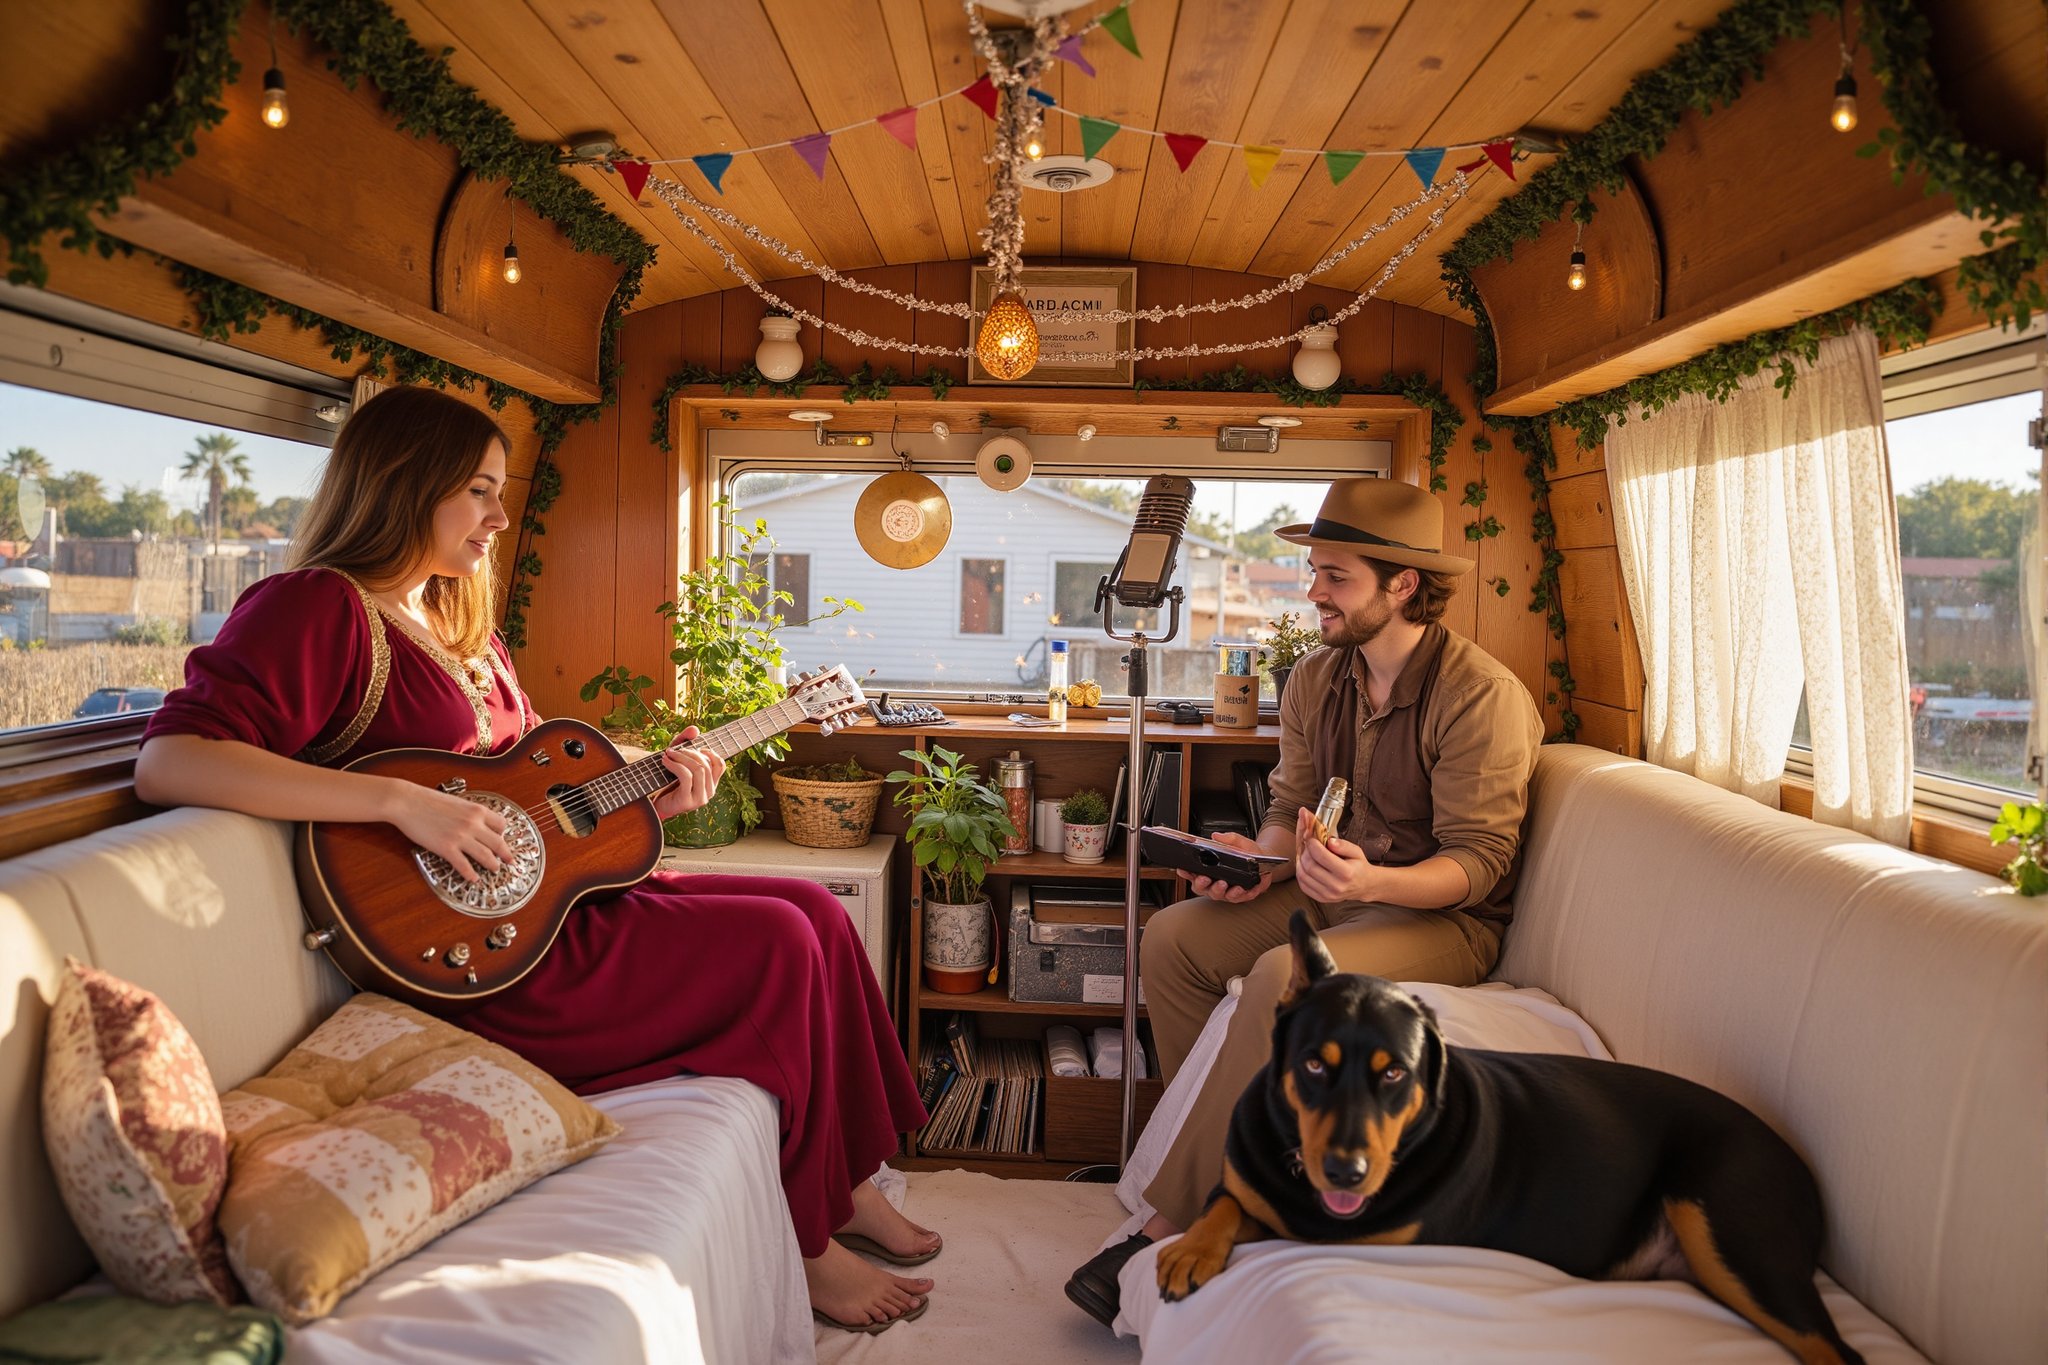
[580, 697, 810, 817]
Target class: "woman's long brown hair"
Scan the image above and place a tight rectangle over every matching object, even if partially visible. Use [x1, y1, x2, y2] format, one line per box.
[288, 386, 511, 657]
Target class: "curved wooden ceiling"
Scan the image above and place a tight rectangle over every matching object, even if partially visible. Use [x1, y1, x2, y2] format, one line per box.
[384, 0, 1744, 316]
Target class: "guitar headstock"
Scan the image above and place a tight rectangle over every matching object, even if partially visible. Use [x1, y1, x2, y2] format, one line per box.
[788, 665, 869, 736]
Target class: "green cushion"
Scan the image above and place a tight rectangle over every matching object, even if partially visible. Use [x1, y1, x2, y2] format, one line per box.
[0, 1298, 283, 1364]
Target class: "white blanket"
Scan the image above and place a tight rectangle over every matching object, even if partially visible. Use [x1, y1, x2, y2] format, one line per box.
[1107, 983, 1926, 1362]
[287, 1074, 813, 1365]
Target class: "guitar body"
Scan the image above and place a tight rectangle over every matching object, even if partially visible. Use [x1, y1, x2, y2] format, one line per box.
[295, 718, 662, 1010]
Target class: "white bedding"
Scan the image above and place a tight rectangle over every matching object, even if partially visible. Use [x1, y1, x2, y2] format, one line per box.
[286, 1074, 813, 1365]
[1107, 982, 1926, 1363]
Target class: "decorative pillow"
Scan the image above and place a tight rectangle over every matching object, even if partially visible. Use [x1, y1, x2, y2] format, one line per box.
[39, 957, 236, 1305]
[216, 993, 620, 1324]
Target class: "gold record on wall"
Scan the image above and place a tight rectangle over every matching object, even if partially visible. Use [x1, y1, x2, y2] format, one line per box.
[855, 470, 952, 569]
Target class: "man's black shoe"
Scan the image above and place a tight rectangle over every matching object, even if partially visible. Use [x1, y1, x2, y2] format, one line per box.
[1063, 1232, 1154, 1329]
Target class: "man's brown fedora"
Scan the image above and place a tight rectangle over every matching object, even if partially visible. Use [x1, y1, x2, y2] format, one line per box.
[1274, 477, 1474, 575]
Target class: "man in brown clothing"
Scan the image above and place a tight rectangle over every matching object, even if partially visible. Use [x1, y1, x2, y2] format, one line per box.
[1065, 476, 1545, 1330]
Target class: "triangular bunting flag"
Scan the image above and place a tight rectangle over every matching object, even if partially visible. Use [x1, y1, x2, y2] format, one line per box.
[791, 132, 832, 179]
[1080, 116, 1120, 160]
[1454, 153, 1488, 174]
[692, 152, 733, 194]
[1242, 144, 1281, 188]
[963, 75, 999, 121]
[879, 106, 919, 149]
[1323, 149, 1363, 186]
[1100, 3, 1140, 58]
[1055, 34, 1096, 77]
[1164, 133, 1207, 172]
[616, 159, 652, 201]
[1482, 140, 1515, 179]
[1027, 87, 1056, 107]
[1402, 148, 1443, 189]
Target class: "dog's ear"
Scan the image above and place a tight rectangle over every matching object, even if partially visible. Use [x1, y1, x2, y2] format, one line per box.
[1280, 909, 1339, 1008]
[1414, 997, 1449, 1099]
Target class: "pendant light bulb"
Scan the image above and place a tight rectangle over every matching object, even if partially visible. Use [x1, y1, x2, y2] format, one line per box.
[977, 291, 1040, 381]
[1026, 134, 1045, 161]
[1830, 72, 1859, 132]
[261, 68, 290, 129]
[502, 240, 522, 285]
[1566, 249, 1587, 291]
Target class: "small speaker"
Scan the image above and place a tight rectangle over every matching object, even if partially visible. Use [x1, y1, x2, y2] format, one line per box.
[976, 435, 1033, 491]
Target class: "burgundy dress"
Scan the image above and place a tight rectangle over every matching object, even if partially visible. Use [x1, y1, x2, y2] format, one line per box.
[145, 568, 926, 1258]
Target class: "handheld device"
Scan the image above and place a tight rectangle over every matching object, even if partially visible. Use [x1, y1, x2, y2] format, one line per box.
[1140, 825, 1287, 891]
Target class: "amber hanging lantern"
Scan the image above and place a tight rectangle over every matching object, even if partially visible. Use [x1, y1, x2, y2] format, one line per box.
[977, 291, 1040, 381]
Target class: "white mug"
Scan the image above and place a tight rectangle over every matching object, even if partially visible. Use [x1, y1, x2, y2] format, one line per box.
[1034, 797, 1066, 853]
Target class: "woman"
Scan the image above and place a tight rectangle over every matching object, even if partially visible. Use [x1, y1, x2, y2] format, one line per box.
[135, 386, 938, 1333]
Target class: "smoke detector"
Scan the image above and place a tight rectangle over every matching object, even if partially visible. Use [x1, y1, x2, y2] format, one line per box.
[1023, 156, 1115, 193]
[980, 0, 1098, 16]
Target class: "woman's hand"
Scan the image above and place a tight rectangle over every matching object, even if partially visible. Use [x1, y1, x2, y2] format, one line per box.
[1293, 805, 1378, 904]
[387, 780, 515, 882]
[652, 729, 726, 820]
[1189, 829, 1285, 904]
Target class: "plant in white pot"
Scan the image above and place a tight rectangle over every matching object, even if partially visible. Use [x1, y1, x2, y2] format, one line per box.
[887, 745, 1018, 993]
[1060, 787, 1112, 864]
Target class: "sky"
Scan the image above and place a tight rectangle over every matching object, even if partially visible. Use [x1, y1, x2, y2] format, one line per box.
[2, 380, 2038, 525]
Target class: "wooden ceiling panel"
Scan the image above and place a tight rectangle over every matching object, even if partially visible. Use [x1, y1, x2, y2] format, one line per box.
[877, 0, 972, 260]
[1058, 0, 1181, 259]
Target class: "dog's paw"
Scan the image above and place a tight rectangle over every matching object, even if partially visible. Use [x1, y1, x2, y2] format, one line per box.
[1155, 1235, 1230, 1302]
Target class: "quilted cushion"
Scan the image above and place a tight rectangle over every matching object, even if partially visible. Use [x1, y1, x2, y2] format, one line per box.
[39, 957, 236, 1305]
[215, 994, 619, 1324]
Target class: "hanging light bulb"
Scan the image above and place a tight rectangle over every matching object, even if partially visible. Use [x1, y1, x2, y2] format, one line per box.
[977, 291, 1040, 381]
[1831, 69, 1859, 132]
[502, 237, 521, 285]
[260, 15, 288, 129]
[1566, 221, 1588, 291]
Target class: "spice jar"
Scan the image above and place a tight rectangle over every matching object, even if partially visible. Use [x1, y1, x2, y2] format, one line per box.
[995, 750, 1035, 855]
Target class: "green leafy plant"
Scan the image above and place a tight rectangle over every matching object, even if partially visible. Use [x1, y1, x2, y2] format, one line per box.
[886, 745, 1016, 905]
[582, 501, 861, 833]
[1990, 800, 2048, 896]
[1059, 788, 1110, 826]
[1259, 610, 1324, 674]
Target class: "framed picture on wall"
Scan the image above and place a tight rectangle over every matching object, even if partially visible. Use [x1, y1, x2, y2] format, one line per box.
[969, 265, 1136, 387]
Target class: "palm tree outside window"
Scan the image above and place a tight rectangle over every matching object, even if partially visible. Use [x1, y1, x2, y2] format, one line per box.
[180, 433, 252, 554]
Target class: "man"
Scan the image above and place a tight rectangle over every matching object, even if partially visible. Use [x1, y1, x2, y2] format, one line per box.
[1065, 476, 1546, 1328]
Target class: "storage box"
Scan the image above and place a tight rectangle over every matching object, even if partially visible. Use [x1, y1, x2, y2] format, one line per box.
[1042, 1035, 1165, 1163]
[1007, 883, 1151, 1006]
[659, 832, 896, 996]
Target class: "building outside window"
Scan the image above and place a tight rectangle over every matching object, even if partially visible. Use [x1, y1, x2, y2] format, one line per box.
[959, 557, 1005, 636]
[746, 550, 811, 624]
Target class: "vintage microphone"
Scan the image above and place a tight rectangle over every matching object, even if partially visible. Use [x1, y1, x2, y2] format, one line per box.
[1087, 474, 1193, 1175]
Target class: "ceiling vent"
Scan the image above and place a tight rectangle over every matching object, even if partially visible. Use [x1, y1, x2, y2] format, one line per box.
[1023, 156, 1115, 193]
[1216, 425, 1279, 454]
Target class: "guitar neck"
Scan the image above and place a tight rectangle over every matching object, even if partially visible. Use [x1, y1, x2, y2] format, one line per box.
[596, 697, 808, 813]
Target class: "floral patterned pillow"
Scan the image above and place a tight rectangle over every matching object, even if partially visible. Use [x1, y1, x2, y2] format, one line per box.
[215, 993, 620, 1324]
[40, 957, 237, 1305]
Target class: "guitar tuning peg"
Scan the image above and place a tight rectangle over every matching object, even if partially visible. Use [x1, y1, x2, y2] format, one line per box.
[818, 719, 836, 737]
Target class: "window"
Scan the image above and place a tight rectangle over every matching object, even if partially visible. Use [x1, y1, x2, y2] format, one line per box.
[723, 467, 1331, 698]
[0, 301, 342, 738]
[744, 550, 811, 624]
[1792, 330, 2044, 810]
[960, 557, 1005, 635]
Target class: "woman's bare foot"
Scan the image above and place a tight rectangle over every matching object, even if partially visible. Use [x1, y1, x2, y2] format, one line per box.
[805, 1240, 932, 1327]
[836, 1177, 943, 1261]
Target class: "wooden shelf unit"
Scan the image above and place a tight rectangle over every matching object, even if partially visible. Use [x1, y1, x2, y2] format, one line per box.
[770, 713, 1281, 1168]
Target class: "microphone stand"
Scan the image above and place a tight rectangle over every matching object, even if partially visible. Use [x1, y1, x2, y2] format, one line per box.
[1102, 586, 1183, 1171]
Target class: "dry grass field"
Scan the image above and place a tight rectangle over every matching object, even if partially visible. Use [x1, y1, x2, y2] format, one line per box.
[0, 643, 193, 731]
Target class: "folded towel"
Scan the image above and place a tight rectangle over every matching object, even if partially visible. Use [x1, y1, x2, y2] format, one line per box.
[1046, 1025, 1089, 1077]
[1089, 1027, 1147, 1080]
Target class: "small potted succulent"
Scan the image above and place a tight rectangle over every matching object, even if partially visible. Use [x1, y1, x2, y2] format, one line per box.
[1259, 609, 1324, 708]
[772, 755, 886, 849]
[1060, 787, 1112, 864]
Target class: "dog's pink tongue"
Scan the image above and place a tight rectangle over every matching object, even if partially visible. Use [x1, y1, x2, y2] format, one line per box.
[1320, 1189, 1367, 1217]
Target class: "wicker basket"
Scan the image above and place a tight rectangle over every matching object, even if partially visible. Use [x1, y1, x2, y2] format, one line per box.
[772, 769, 886, 848]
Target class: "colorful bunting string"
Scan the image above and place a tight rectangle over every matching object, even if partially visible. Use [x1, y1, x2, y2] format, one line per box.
[1100, 3, 1141, 58]
[1080, 115, 1120, 161]
[1402, 148, 1444, 189]
[692, 152, 733, 194]
[878, 106, 919, 150]
[1054, 34, 1095, 77]
[791, 132, 832, 180]
[1324, 150, 1363, 186]
[1164, 133, 1207, 172]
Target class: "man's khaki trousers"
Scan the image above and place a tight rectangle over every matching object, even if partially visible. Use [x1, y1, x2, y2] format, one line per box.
[1138, 879, 1501, 1230]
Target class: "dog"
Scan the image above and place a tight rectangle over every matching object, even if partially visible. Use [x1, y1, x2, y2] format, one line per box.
[1155, 911, 1865, 1365]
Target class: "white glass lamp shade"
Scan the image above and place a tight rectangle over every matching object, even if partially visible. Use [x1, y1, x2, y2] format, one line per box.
[1291, 323, 1342, 391]
[755, 315, 805, 382]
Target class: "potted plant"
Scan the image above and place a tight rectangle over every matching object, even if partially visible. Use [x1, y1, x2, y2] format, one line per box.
[887, 745, 1017, 993]
[1991, 799, 2047, 895]
[772, 755, 886, 849]
[1060, 788, 1112, 864]
[583, 499, 861, 848]
[1259, 609, 1323, 708]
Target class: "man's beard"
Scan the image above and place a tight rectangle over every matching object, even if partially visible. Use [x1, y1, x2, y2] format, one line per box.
[1319, 596, 1394, 649]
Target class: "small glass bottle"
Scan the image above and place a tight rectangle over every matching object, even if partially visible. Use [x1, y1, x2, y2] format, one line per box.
[1047, 639, 1070, 725]
[1311, 776, 1349, 845]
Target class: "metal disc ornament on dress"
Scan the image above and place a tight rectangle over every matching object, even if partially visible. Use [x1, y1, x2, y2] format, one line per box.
[855, 470, 952, 568]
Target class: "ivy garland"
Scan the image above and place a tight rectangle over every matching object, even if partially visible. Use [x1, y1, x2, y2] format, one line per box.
[650, 360, 959, 453]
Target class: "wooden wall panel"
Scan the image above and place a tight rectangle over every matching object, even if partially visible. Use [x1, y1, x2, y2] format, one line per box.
[519, 402, 619, 723]
[1189, 266, 1288, 376]
[1570, 698, 1641, 756]
[1390, 307, 1442, 379]
[1548, 469, 1615, 552]
[1431, 321, 1480, 644]
[1555, 545, 1642, 719]
[613, 307, 685, 715]
[1551, 420, 1605, 480]
[821, 266, 918, 375]
[912, 262, 971, 366]
[1460, 337, 1550, 704]
[1132, 263, 1193, 387]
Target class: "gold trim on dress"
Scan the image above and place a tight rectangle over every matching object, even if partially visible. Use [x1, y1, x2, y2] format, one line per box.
[364, 598, 497, 752]
[302, 570, 392, 765]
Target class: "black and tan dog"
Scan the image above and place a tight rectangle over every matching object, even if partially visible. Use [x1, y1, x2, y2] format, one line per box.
[1156, 912, 1864, 1365]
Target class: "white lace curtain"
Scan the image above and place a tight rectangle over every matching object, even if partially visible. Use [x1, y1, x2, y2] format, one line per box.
[1605, 327, 1913, 844]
